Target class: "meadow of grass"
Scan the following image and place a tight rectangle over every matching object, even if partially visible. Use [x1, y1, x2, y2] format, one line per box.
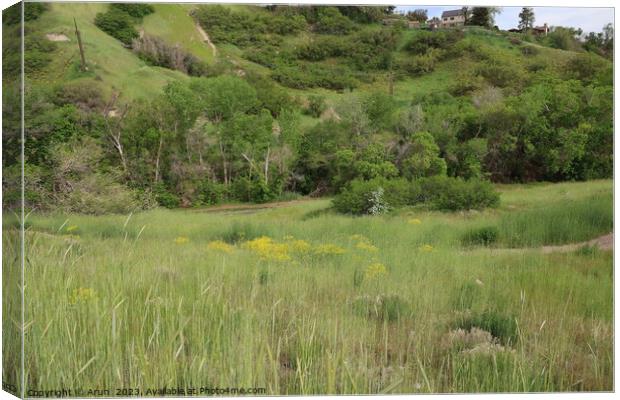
[2, 180, 613, 394]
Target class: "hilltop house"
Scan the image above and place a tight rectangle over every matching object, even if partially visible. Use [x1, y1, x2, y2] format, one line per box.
[441, 9, 466, 27]
[532, 23, 549, 36]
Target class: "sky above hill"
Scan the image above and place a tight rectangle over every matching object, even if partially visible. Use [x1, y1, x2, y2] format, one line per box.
[394, 6, 614, 34]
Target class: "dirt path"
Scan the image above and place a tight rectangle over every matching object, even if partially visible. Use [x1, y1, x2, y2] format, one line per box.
[480, 233, 614, 255]
[540, 233, 613, 253]
[189, 198, 318, 214]
[195, 22, 217, 57]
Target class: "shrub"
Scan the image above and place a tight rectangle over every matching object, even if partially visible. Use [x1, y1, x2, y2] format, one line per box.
[3, 2, 47, 25]
[198, 180, 228, 205]
[54, 80, 106, 112]
[230, 177, 280, 203]
[110, 3, 154, 18]
[405, 30, 463, 55]
[153, 184, 180, 208]
[304, 95, 326, 117]
[452, 309, 518, 345]
[296, 36, 347, 61]
[94, 7, 139, 46]
[418, 176, 500, 211]
[272, 63, 357, 90]
[461, 226, 499, 246]
[398, 50, 439, 75]
[332, 178, 409, 215]
[314, 7, 356, 35]
[333, 176, 499, 214]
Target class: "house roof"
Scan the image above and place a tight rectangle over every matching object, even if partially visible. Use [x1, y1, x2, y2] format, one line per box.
[441, 9, 463, 18]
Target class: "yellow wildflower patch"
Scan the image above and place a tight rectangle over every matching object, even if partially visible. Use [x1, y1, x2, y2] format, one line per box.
[408, 218, 422, 225]
[314, 243, 346, 255]
[66, 225, 79, 232]
[365, 263, 388, 280]
[356, 241, 378, 252]
[288, 239, 311, 254]
[207, 240, 234, 254]
[174, 236, 190, 245]
[243, 236, 291, 262]
[68, 287, 96, 305]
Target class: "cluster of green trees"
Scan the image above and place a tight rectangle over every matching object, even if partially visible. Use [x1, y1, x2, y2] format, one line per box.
[94, 3, 154, 46]
[2, 4, 614, 215]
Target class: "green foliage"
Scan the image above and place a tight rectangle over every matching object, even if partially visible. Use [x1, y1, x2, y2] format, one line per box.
[272, 62, 358, 90]
[333, 176, 498, 214]
[94, 7, 140, 46]
[405, 30, 463, 55]
[110, 3, 155, 18]
[304, 95, 326, 118]
[452, 309, 519, 345]
[401, 132, 447, 179]
[3, 2, 47, 25]
[461, 226, 499, 246]
[314, 7, 356, 35]
[417, 176, 500, 211]
[153, 184, 181, 208]
[332, 178, 409, 215]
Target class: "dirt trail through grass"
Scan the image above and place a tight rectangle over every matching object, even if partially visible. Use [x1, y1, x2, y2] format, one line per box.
[195, 22, 217, 57]
[540, 232, 613, 253]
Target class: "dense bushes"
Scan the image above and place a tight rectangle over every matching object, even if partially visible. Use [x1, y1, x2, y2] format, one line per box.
[193, 5, 306, 48]
[94, 7, 140, 46]
[110, 3, 154, 18]
[405, 30, 464, 55]
[272, 63, 357, 90]
[333, 176, 500, 214]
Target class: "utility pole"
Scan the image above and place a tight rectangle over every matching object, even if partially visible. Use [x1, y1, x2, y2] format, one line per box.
[74, 17, 87, 71]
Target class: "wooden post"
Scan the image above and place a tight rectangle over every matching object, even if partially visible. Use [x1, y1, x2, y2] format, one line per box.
[74, 17, 87, 71]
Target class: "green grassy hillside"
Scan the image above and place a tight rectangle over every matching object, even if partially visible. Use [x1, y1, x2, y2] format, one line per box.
[26, 3, 188, 100]
[27, 3, 601, 107]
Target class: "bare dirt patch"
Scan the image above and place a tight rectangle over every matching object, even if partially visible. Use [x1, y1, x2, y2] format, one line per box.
[541, 233, 613, 253]
[46, 33, 70, 42]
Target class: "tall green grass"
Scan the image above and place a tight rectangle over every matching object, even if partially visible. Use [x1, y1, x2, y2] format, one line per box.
[3, 180, 612, 394]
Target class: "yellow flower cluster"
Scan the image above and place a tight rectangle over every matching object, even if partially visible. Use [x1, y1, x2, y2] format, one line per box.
[420, 244, 434, 252]
[287, 238, 312, 254]
[408, 218, 422, 225]
[207, 240, 234, 254]
[243, 236, 291, 261]
[365, 263, 388, 280]
[313, 243, 346, 255]
[68, 287, 96, 305]
[174, 236, 190, 245]
[66, 225, 79, 232]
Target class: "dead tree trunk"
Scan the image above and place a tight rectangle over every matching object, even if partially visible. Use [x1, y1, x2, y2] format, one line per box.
[73, 18, 87, 71]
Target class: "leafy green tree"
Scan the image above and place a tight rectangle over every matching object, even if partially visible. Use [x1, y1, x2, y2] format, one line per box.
[401, 132, 447, 179]
[518, 7, 535, 31]
[468, 7, 500, 28]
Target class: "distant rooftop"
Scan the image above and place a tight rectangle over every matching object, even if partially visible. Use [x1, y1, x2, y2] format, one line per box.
[441, 9, 464, 18]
